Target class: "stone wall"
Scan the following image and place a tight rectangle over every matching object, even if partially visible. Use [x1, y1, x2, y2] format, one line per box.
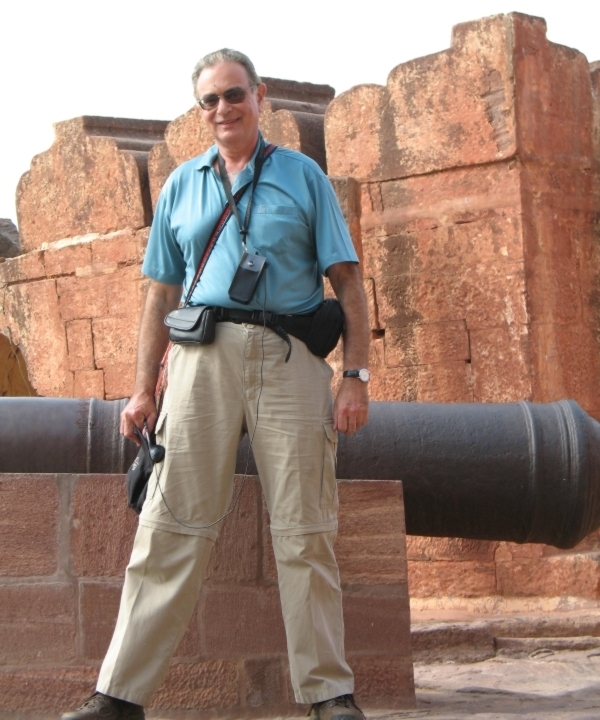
[324, 12, 600, 606]
[0, 475, 413, 717]
[1, 13, 600, 613]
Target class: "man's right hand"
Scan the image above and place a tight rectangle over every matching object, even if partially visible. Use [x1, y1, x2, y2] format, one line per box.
[119, 279, 182, 445]
[120, 390, 158, 444]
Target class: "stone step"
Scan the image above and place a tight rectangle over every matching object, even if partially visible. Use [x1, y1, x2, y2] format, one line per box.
[411, 611, 600, 664]
[496, 635, 600, 657]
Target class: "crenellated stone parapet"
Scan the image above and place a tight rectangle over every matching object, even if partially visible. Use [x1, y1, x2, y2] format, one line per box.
[325, 12, 600, 416]
[16, 117, 168, 251]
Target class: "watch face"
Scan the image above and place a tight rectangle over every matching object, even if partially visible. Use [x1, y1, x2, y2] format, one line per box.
[359, 368, 370, 382]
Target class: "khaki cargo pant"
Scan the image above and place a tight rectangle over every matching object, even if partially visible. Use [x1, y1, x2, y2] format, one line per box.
[97, 322, 354, 706]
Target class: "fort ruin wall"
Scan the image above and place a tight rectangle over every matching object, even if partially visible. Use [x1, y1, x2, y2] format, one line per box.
[2, 12, 600, 609]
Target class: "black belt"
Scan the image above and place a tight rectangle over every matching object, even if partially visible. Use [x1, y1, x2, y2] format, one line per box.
[213, 307, 316, 362]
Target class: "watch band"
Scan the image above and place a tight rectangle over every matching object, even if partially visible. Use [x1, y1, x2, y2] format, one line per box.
[343, 369, 370, 382]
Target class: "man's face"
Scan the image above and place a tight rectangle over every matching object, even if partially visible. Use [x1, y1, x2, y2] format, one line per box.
[195, 61, 266, 151]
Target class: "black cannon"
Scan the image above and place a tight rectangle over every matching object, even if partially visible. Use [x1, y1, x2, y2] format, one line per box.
[1, 397, 599, 549]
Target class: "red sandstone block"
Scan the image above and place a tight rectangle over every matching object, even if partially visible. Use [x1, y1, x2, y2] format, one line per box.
[496, 553, 600, 598]
[3, 279, 73, 397]
[343, 592, 411, 653]
[16, 116, 164, 251]
[73, 370, 105, 400]
[329, 176, 363, 262]
[45, 241, 93, 278]
[513, 15, 593, 163]
[336, 480, 408, 585]
[384, 321, 470, 368]
[375, 263, 527, 330]
[494, 542, 513, 563]
[408, 560, 497, 598]
[148, 142, 177, 210]
[325, 84, 389, 180]
[350, 655, 415, 708]
[202, 586, 287, 656]
[0, 250, 46, 284]
[244, 658, 283, 707]
[104, 265, 147, 320]
[0, 474, 59, 576]
[150, 660, 239, 710]
[415, 361, 473, 403]
[369, 337, 385, 370]
[66, 319, 94, 371]
[499, 542, 546, 560]
[526, 254, 582, 324]
[529, 323, 600, 412]
[470, 324, 533, 402]
[72, 475, 137, 577]
[205, 476, 261, 584]
[326, 14, 519, 180]
[91, 230, 142, 267]
[521, 175, 590, 259]
[80, 581, 122, 661]
[0, 667, 98, 712]
[368, 361, 472, 404]
[0, 583, 76, 664]
[57, 274, 109, 321]
[406, 537, 499, 563]
[363, 277, 381, 331]
[103, 363, 136, 400]
[92, 317, 139, 369]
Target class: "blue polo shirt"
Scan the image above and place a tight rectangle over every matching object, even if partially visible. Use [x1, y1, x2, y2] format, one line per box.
[142, 142, 358, 314]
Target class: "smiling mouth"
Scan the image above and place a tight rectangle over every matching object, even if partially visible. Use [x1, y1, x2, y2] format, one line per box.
[218, 118, 241, 126]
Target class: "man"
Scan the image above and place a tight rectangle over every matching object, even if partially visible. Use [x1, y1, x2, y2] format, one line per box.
[63, 49, 370, 720]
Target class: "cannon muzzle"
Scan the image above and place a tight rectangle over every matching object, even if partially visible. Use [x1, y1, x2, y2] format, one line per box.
[2, 397, 599, 548]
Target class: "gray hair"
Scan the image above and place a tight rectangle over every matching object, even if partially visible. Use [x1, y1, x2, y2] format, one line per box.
[192, 49, 261, 100]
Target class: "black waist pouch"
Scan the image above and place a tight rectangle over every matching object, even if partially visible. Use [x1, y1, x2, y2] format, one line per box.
[164, 305, 216, 345]
[286, 299, 345, 358]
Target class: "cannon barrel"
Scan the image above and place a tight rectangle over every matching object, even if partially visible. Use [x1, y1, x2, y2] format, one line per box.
[0, 397, 131, 474]
[2, 397, 599, 549]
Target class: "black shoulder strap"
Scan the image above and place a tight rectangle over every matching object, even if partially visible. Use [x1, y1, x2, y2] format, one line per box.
[183, 142, 277, 307]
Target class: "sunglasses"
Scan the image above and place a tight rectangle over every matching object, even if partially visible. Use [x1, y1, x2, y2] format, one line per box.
[197, 84, 257, 111]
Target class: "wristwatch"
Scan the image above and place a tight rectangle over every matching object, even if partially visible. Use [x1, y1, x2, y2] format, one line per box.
[343, 369, 370, 382]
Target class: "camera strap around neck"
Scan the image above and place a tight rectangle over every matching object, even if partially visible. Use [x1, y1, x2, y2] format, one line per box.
[157, 139, 276, 407]
[182, 138, 276, 307]
[217, 135, 270, 250]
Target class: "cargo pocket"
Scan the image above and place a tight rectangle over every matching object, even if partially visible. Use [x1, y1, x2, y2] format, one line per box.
[155, 411, 168, 446]
[320, 422, 338, 509]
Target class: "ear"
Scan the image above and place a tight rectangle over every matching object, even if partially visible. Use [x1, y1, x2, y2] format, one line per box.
[256, 82, 267, 110]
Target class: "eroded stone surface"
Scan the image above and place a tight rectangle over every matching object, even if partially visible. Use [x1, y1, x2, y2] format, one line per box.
[17, 117, 167, 250]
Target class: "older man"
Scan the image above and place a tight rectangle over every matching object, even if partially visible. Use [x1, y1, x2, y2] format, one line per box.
[63, 49, 370, 720]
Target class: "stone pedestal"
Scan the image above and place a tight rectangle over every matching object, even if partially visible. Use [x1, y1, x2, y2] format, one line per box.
[0, 474, 414, 717]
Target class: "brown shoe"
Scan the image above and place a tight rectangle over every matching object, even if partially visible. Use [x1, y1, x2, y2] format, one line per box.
[61, 692, 144, 720]
[309, 694, 365, 720]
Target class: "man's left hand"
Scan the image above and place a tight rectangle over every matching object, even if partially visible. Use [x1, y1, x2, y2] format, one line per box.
[333, 378, 369, 435]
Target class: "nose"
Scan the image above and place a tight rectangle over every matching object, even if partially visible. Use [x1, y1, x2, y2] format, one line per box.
[216, 95, 234, 112]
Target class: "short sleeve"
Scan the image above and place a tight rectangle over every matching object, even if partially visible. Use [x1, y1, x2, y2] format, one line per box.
[308, 171, 359, 276]
[141, 179, 187, 285]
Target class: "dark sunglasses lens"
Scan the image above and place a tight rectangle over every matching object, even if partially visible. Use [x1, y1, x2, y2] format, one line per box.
[200, 94, 219, 109]
[223, 87, 247, 104]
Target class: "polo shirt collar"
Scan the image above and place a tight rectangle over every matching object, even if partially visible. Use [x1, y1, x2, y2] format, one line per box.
[194, 133, 264, 177]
